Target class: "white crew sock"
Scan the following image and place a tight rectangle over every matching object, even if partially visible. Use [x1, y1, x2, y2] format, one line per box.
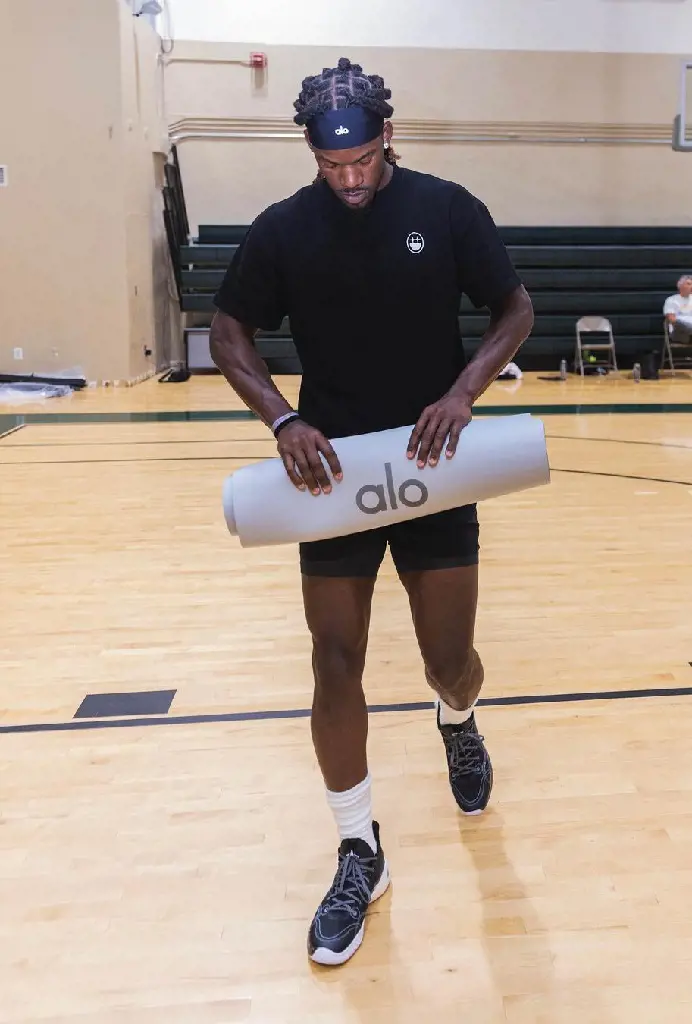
[326, 773, 377, 855]
[437, 696, 477, 727]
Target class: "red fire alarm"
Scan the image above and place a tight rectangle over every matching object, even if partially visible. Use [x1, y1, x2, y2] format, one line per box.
[249, 52, 267, 69]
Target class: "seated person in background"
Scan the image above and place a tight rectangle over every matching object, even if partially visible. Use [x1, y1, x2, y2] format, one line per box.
[663, 275, 692, 342]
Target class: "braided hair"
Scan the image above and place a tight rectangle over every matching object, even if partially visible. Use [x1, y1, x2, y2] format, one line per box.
[293, 57, 400, 171]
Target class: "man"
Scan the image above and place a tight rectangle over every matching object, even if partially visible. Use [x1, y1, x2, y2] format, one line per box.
[210, 57, 534, 967]
[664, 275, 692, 342]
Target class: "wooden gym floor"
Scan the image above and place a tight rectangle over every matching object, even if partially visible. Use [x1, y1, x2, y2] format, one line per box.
[1, 370, 692, 1022]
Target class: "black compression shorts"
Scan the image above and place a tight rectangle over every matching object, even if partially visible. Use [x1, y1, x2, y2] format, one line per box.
[299, 504, 479, 578]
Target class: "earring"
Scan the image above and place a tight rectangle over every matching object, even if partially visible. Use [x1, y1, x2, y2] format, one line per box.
[384, 142, 390, 150]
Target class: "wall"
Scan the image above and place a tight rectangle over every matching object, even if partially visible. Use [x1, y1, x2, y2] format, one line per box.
[162, 0, 692, 54]
[118, 4, 181, 380]
[1, 1, 688, 383]
[0, 0, 128, 380]
[161, 0, 692, 229]
[0, 0, 178, 382]
[166, 43, 690, 229]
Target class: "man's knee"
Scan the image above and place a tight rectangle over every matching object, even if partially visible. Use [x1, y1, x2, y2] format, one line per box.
[672, 323, 692, 343]
[311, 628, 368, 693]
[425, 645, 484, 704]
[302, 576, 375, 698]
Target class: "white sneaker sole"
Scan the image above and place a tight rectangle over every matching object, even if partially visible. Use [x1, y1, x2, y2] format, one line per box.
[309, 861, 391, 967]
[454, 766, 494, 817]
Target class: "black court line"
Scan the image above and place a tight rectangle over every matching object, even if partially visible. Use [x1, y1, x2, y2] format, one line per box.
[4, 437, 273, 448]
[0, 455, 270, 466]
[547, 434, 692, 452]
[1, 685, 691, 736]
[553, 467, 692, 487]
[2, 452, 691, 489]
[8, 433, 692, 453]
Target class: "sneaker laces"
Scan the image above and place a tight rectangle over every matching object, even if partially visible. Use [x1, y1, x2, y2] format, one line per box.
[446, 730, 488, 776]
[318, 851, 373, 921]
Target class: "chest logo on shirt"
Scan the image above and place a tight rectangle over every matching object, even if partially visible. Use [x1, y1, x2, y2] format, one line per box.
[407, 232, 425, 254]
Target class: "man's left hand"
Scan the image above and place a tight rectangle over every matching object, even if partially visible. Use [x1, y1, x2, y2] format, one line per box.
[407, 394, 473, 467]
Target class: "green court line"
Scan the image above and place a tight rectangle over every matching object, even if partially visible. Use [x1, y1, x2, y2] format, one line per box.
[0, 419, 25, 440]
[2, 410, 258, 426]
[3, 403, 692, 428]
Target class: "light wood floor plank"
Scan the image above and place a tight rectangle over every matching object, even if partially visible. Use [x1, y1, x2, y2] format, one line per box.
[1, 373, 692, 1020]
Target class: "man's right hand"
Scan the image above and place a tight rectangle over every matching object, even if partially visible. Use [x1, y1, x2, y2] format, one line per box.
[277, 419, 343, 495]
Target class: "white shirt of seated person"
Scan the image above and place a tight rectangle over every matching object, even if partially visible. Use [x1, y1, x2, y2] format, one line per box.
[664, 275, 692, 330]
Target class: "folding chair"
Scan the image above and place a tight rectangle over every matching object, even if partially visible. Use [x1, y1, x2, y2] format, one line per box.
[575, 317, 618, 376]
[662, 319, 692, 374]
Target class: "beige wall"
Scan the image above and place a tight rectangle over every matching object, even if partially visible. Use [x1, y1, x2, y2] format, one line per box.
[118, 3, 181, 381]
[0, 0, 179, 383]
[165, 44, 689, 229]
[163, 0, 692, 54]
[0, 19, 687, 383]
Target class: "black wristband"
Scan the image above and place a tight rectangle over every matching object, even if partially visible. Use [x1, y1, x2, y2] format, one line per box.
[273, 412, 301, 438]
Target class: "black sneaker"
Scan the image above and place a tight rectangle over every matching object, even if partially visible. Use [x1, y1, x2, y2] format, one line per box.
[308, 821, 390, 967]
[437, 707, 493, 814]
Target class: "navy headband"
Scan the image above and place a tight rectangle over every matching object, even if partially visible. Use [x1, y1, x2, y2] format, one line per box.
[306, 107, 384, 151]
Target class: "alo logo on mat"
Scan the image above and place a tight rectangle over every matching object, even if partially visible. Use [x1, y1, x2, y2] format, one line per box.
[355, 462, 429, 515]
[335, 125, 350, 136]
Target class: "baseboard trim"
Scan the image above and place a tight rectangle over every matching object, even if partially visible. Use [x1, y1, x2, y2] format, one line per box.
[96, 369, 158, 388]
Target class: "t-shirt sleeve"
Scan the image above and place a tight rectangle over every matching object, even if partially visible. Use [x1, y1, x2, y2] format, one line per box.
[213, 211, 286, 331]
[663, 295, 678, 315]
[451, 190, 522, 310]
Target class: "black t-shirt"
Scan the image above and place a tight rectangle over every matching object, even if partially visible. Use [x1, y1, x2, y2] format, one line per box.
[214, 165, 521, 438]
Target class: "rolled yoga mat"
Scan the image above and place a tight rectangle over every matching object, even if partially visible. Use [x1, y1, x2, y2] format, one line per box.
[222, 413, 550, 549]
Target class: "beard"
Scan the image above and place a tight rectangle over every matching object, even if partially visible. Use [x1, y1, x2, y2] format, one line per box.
[336, 186, 376, 212]
[320, 159, 391, 213]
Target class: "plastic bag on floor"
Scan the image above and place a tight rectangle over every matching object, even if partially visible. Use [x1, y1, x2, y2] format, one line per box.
[0, 382, 74, 404]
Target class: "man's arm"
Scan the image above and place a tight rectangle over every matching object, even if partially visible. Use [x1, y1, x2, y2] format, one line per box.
[448, 283, 534, 403]
[407, 284, 533, 468]
[663, 297, 677, 325]
[209, 310, 294, 428]
[209, 310, 342, 495]
[408, 190, 534, 468]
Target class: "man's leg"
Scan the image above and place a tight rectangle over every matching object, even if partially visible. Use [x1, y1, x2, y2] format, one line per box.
[399, 564, 492, 815]
[389, 506, 493, 815]
[671, 321, 692, 344]
[303, 573, 376, 812]
[400, 562, 484, 717]
[299, 531, 391, 966]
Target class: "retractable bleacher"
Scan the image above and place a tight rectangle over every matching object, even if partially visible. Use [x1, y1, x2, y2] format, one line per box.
[178, 225, 692, 374]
